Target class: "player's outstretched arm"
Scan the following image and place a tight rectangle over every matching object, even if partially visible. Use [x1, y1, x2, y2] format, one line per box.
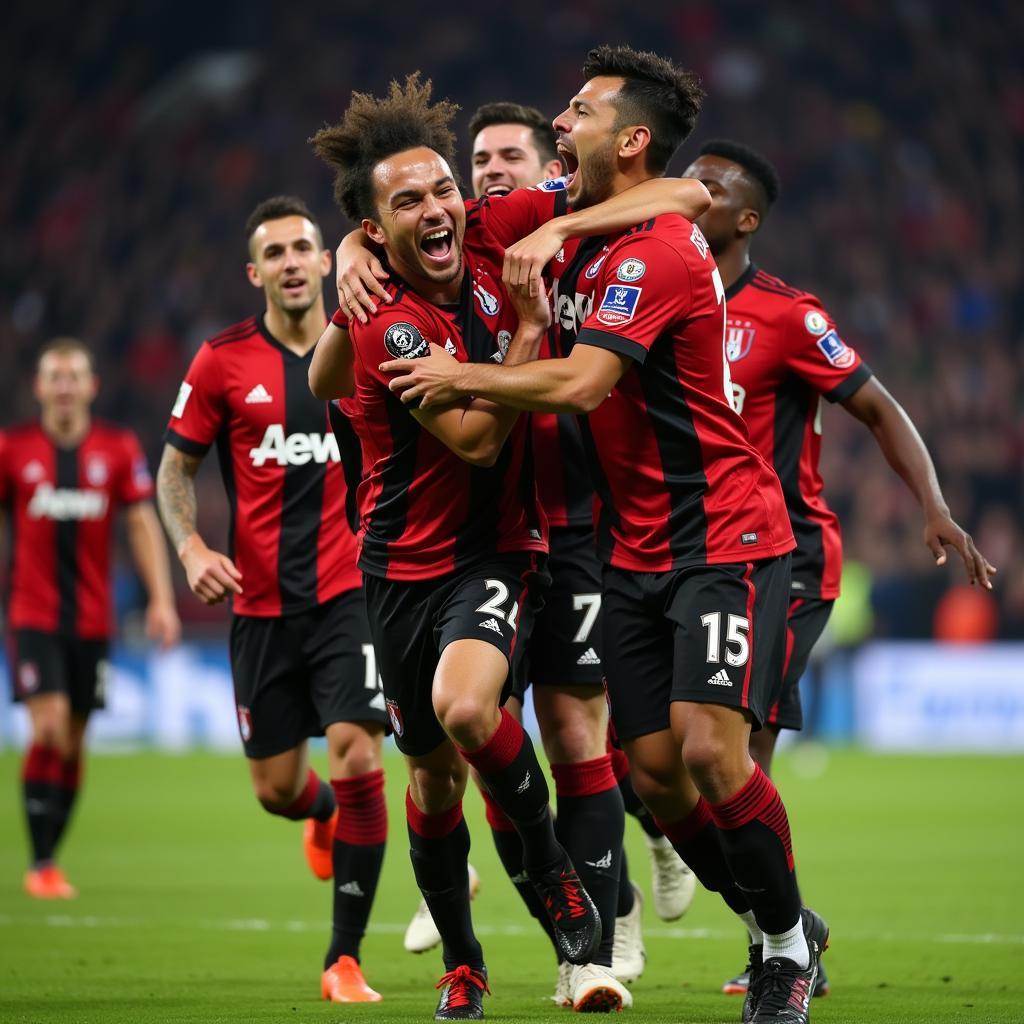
[124, 501, 181, 647]
[504, 177, 712, 296]
[156, 445, 243, 605]
[309, 321, 355, 399]
[383, 341, 629, 416]
[842, 377, 996, 588]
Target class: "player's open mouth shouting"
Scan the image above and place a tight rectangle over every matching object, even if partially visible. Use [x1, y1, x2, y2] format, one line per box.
[419, 225, 454, 264]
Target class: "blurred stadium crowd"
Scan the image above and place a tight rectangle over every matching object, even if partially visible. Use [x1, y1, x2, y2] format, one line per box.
[3, 1, 1022, 637]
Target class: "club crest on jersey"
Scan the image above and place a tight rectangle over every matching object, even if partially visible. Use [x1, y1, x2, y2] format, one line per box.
[474, 283, 500, 317]
[491, 330, 512, 363]
[22, 459, 45, 483]
[384, 321, 430, 359]
[616, 258, 646, 282]
[444, 337, 458, 356]
[596, 284, 641, 327]
[585, 252, 608, 280]
[236, 704, 253, 742]
[816, 329, 856, 369]
[689, 224, 710, 260]
[804, 310, 829, 336]
[725, 320, 756, 362]
[385, 699, 404, 738]
[85, 456, 108, 486]
[535, 177, 568, 192]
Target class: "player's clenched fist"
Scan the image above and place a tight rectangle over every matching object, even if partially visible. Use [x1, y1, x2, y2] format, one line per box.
[178, 534, 243, 605]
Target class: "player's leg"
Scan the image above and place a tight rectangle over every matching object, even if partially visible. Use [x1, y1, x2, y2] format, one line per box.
[670, 558, 827, 1024]
[434, 560, 600, 967]
[308, 587, 389, 1001]
[610, 728, 696, 923]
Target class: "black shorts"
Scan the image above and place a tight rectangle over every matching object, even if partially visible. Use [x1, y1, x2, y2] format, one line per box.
[767, 596, 834, 731]
[513, 526, 604, 701]
[8, 630, 110, 715]
[364, 553, 547, 757]
[602, 555, 791, 741]
[230, 588, 385, 759]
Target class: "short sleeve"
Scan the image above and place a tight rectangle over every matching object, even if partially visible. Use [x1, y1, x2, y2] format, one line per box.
[468, 179, 569, 249]
[575, 236, 692, 365]
[164, 342, 227, 455]
[351, 309, 444, 398]
[784, 300, 872, 402]
[331, 307, 348, 328]
[116, 430, 155, 504]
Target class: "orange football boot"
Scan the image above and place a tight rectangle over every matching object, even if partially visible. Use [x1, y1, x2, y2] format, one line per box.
[24, 865, 77, 899]
[321, 955, 383, 1003]
[303, 808, 338, 881]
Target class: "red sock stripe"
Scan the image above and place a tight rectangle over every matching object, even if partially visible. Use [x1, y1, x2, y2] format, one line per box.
[480, 788, 516, 833]
[608, 744, 631, 783]
[457, 708, 524, 775]
[655, 797, 713, 846]
[332, 769, 387, 845]
[22, 744, 63, 785]
[405, 788, 464, 840]
[61, 756, 82, 791]
[550, 754, 618, 798]
[710, 765, 794, 869]
[281, 768, 321, 819]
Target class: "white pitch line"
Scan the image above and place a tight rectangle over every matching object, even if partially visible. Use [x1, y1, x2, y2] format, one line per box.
[2, 913, 1024, 946]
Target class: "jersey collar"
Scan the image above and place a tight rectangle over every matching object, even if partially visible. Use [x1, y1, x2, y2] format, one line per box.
[724, 261, 758, 301]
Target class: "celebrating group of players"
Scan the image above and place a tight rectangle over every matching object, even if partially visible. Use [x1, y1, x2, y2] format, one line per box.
[4, 44, 994, 1024]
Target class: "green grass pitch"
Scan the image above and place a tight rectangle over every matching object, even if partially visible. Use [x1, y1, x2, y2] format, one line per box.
[1, 747, 1021, 1023]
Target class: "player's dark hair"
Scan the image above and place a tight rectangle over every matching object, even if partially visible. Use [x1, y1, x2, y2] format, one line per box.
[468, 101, 558, 164]
[310, 74, 460, 222]
[245, 195, 321, 247]
[37, 337, 95, 372]
[698, 138, 781, 214]
[582, 45, 705, 174]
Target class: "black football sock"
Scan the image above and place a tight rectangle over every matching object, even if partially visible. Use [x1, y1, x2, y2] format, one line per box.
[406, 790, 484, 971]
[480, 787, 561, 959]
[655, 800, 751, 916]
[50, 755, 83, 855]
[22, 744, 62, 866]
[551, 756, 624, 968]
[709, 765, 802, 936]
[324, 770, 388, 967]
[458, 709, 562, 873]
[616, 848, 636, 918]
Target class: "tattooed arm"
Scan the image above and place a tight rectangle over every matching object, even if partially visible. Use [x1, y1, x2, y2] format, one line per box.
[156, 445, 242, 605]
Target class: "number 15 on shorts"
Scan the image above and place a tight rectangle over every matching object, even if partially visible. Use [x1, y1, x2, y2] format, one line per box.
[700, 611, 750, 666]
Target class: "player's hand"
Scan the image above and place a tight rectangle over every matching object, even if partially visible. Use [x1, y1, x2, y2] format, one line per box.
[503, 221, 566, 298]
[145, 599, 181, 648]
[336, 239, 391, 324]
[179, 535, 244, 605]
[506, 276, 552, 332]
[924, 508, 996, 589]
[380, 343, 465, 408]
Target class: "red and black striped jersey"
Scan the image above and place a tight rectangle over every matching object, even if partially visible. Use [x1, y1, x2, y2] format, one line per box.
[469, 182, 594, 528]
[164, 315, 361, 617]
[343, 227, 546, 582]
[0, 420, 153, 638]
[481, 189, 795, 571]
[724, 265, 872, 598]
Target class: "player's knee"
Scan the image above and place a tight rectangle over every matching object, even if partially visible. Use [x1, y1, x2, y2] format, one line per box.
[252, 777, 300, 812]
[31, 717, 65, 751]
[328, 724, 383, 778]
[542, 717, 603, 764]
[408, 764, 463, 815]
[433, 693, 494, 750]
[680, 732, 733, 790]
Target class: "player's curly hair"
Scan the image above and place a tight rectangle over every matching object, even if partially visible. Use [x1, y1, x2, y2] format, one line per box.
[583, 45, 705, 174]
[698, 138, 781, 214]
[468, 101, 558, 164]
[310, 74, 460, 222]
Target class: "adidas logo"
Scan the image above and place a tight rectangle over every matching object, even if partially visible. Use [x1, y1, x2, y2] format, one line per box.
[244, 383, 273, 404]
[479, 618, 503, 635]
[337, 880, 365, 897]
[576, 647, 600, 666]
[584, 849, 613, 870]
[516, 771, 531, 794]
[707, 669, 732, 687]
